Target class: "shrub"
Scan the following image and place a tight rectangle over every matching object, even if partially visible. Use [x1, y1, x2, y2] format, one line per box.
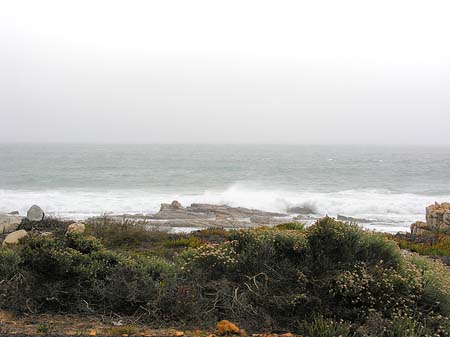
[306, 217, 401, 271]
[0, 249, 21, 280]
[274, 222, 305, 231]
[181, 242, 238, 279]
[192, 227, 229, 243]
[409, 254, 450, 315]
[164, 236, 204, 248]
[331, 260, 423, 320]
[85, 217, 171, 249]
[2, 217, 450, 335]
[301, 316, 353, 337]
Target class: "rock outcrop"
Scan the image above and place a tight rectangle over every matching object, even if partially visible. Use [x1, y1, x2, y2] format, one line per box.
[410, 221, 429, 235]
[0, 213, 22, 234]
[144, 200, 289, 228]
[426, 202, 450, 229]
[2, 229, 28, 247]
[27, 205, 45, 221]
[411, 202, 450, 234]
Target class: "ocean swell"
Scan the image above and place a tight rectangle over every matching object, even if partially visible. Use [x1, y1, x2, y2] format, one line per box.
[1, 185, 448, 230]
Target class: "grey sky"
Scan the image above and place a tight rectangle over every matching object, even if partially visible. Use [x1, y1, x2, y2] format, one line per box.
[1, 0, 449, 145]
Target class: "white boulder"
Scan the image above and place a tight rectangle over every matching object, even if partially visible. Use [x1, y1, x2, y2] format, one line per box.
[0, 213, 22, 234]
[2, 229, 28, 247]
[27, 205, 45, 221]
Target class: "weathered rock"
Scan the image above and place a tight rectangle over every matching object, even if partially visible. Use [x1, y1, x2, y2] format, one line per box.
[0, 213, 22, 234]
[410, 221, 431, 235]
[425, 202, 450, 230]
[67, 222, 86, 234]
[147, 201, 288, 228]
[187, 203, 285, 218]
[27, 205, 45, 221]
[2, 229, 28, 247]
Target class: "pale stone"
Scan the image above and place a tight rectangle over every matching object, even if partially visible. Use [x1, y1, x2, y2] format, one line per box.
[27, 205, 45, 221]
[0, 213, 22, 234]
[410, 221, 430, 235]
[2, 230, 28, 247]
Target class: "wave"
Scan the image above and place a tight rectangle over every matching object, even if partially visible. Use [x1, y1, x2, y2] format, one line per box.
[1, 184, 448, 232]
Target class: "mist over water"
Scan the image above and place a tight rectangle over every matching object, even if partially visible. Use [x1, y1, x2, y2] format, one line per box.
[1, 144, 449, 232]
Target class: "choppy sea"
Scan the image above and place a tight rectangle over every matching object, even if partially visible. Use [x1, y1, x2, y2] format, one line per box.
[1, 144, 449, 233]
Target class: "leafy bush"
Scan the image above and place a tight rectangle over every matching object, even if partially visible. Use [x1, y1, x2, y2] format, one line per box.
[394, 233, 450, 262]
[85, 217, 172, 249]
[306, 217, 401, 271]
[0, 249, 21, 280]
[1, 217, 450, 336]
[302, 316, 353, 337]
[0, 232, 174, 314]
[164, 236, 204, 248]
[274, 222, 305, 231]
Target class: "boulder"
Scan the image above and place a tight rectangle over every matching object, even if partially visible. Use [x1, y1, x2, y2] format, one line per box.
[425, 202, 450, 230]
[66, 222, 86, 234]
[2, 230, 28, 247]
[27, 205, 45, 221]
[410, 221, 431, 235]
[0, 213, 22, 234]
[170, 200, 184, 210]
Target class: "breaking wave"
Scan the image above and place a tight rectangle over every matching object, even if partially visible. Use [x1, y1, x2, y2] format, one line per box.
[1, 184, 448, 233]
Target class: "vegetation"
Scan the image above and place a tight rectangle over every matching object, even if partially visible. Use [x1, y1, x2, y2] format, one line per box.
[392, 232, 450, 265]
[1, 217, 450, 336]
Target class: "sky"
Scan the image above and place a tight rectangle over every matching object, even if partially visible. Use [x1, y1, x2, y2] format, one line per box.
[0, 0, 449, 145]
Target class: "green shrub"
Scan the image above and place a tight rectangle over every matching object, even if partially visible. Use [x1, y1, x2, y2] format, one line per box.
[384, 314, 432, 337]
[0, 249, 21, 280]
[301, 316, 353, 337]
[306, 217, 401, 271]
[181, 242, 238, 279]
[394, 234, 450, 259]
[1, 217, 450, 335]
[85, 217, 171, 248]
[275, 222, 305, 231]
[409, 254, 450, 315]
[331, 260, 423, 320]
[164, 236, 203, 248]
[192, 227, 229, 243]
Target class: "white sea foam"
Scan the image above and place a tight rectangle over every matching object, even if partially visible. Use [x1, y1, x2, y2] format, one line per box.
[1, 184, 448, 233]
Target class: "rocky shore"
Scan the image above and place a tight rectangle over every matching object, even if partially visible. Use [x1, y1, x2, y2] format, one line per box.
[2, 201, 450, 245]
[130, 200, 293, 228]
[410, 202, 450, 234]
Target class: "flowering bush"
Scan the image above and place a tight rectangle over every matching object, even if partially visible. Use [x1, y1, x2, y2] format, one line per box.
[181, 241, 238, 279]
[1, 217, 450, 336]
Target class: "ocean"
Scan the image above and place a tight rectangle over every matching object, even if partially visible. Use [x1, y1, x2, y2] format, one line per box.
[1, 144, 449, 233]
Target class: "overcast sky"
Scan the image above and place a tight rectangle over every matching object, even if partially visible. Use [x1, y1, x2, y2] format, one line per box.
[0, 0, 449, 145]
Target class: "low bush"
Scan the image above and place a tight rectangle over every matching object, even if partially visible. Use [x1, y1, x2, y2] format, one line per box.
[274, 222, 305, 231]
[85, 217, 172, 249]
[1, 217, 449, 336]
[394, 233, 450, 262]
[164, 236, 204, 248]
[0, 232, 173, 314]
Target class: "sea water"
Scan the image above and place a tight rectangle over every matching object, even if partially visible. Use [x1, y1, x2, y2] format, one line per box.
[1, 144, 449, 232]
